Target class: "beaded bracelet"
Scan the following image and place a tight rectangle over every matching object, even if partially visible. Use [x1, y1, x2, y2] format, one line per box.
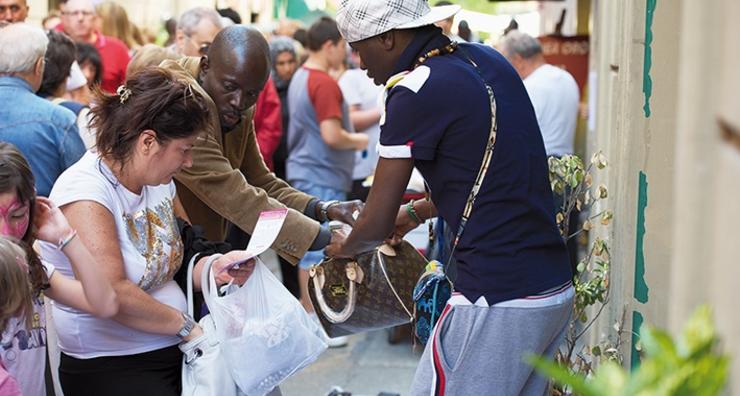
[405, 200, 422, 225]
[57, 230, 77, 251]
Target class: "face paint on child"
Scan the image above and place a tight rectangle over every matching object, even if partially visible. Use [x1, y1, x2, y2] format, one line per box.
[0, 193, 30, 239]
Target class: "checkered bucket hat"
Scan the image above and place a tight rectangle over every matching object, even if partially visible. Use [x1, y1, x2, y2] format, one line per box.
[336, 0, 461, 43]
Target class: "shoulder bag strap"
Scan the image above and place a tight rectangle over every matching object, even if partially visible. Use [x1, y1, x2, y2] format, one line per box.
[186, 253, 202, 317]
[445, 50, 498, 268]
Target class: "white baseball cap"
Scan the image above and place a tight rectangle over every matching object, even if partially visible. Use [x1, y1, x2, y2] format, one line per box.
[336, 0, 461, 44]
[66, 61, 88, 91]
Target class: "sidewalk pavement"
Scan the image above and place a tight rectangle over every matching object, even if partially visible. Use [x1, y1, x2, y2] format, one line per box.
[281, 329, 423, 396]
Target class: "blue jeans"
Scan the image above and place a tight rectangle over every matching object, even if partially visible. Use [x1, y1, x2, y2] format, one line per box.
[291, 180, 347, 270]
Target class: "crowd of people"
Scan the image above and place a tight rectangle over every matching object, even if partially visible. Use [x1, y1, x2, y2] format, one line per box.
[0, 0, 581, 395]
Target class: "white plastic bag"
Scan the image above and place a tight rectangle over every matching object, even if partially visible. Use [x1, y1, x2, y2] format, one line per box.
[203, 258, 327, 396]
[181, 254, 241, 396]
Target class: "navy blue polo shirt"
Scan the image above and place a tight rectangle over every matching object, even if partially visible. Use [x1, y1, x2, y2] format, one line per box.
[379, 27, 571, 305]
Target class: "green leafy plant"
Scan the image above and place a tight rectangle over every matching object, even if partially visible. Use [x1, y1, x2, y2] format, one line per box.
[548, 152, 619, 394]
[548, 152, 611, 242]
[530, 306, 729, 396]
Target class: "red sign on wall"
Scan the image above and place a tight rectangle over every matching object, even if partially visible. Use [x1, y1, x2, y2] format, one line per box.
[538, 35, 590, 95]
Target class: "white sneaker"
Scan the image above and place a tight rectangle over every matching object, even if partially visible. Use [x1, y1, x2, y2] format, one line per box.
[310, 313, 349, 348]
[325, 334, 349, 348]
[326, 386, 351, 396]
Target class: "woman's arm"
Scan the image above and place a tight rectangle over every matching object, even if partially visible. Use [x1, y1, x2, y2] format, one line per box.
[34, 197, 118, 318]
[44, 239, 119, 319]
[61, 199, 200, 341]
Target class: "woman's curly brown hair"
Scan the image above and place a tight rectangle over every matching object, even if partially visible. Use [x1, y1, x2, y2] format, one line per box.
[91, 66, 210, 171]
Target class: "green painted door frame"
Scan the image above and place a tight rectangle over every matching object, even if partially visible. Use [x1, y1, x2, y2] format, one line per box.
[274, 0, 328, 23]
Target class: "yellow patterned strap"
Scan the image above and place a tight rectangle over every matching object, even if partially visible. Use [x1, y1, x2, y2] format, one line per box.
[461, 85, 497, 224]
[448, 73, 498, 265]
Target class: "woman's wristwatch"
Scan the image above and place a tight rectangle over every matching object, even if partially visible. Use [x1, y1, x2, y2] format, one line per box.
[177, 312, 196, 339]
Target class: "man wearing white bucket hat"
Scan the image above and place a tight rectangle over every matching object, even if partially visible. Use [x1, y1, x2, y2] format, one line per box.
[327, 1, 574, 394]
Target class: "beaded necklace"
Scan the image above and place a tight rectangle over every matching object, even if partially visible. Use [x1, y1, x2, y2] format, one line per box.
[413, 41, 458, 69]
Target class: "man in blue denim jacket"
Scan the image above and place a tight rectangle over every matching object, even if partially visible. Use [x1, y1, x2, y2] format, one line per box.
[0, 23, 85, 197]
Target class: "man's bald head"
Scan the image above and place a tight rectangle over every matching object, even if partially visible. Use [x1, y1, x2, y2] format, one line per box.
[209, 25, 270, 66]
[200, 26, 271, 133]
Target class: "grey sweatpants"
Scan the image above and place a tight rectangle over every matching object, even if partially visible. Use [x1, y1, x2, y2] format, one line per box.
[410, 293, 573, 396]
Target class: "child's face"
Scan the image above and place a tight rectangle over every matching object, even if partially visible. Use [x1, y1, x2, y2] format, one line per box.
[0, 191, 29, 239]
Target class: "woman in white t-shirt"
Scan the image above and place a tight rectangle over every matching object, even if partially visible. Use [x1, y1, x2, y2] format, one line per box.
[0, 142, 119, 396]
[40, 67, 256, 396]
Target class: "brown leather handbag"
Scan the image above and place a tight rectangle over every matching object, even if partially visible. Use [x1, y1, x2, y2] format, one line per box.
[308, 241, 427, 338]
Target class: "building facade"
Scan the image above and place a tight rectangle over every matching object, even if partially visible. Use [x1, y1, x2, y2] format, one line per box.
[587, 0, 739, 389]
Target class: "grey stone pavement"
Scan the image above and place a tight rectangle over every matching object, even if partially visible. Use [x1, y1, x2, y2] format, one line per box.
[260, 250, 424, 396]
[281, 329, 423, 396]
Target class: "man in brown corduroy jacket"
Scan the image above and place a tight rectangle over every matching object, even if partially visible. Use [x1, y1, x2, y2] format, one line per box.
[163, 25, 361, 266]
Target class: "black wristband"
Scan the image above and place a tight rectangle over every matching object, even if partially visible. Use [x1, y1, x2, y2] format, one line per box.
[304, 198, 321, 221]
[308, 225, 332, 251]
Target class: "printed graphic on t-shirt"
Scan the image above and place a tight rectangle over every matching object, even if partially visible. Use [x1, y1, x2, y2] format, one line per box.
[124, 199, 183, 290]
[0, 294, 46, 365]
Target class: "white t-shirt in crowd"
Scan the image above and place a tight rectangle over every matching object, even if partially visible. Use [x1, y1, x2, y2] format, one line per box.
[338, 69, 383, 181]
[49, 98, 95, 150]
[40, 151, 186, 359]
[75, 107, 95, 150]
[523, 64, 580, 157]
[0, 263, 54, 396]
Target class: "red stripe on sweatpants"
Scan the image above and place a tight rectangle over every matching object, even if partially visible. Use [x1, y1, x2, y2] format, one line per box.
[432, 304, 453, 396]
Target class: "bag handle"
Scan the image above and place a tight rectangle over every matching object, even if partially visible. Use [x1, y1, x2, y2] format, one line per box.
[309, 261, 358, 324]
[186, 253, 202, 317]
[198, 254, 223, 318]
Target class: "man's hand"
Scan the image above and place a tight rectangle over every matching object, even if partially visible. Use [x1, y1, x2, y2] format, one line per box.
[387, 205, 422, 246]
[326, 200, 364, 226]
[324, 227, 353, 258]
